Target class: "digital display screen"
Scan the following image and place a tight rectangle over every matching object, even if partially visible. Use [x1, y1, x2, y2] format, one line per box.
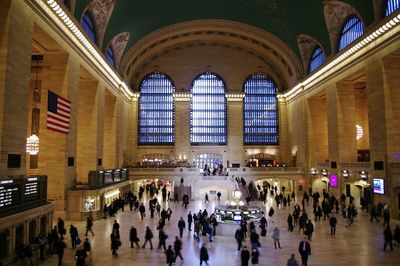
[104, 170, 113, 183]
[330, 175, 338, 187]
[373, 178, 385, 195]
[234, 215, 242, 221]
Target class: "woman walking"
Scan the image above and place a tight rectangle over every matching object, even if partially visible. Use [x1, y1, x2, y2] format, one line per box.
[272, 227, 282, 249]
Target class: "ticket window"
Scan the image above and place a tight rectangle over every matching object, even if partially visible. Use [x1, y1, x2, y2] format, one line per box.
[83, 197, 96, 212]
[104, 190, 120, 205]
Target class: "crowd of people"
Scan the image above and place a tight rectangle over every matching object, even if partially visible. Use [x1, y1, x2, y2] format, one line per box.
[10, 179, 400, 266]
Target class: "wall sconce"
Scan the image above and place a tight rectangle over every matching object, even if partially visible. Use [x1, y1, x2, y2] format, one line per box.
[26, 134, 39, 155]
[310, 168, 318, 175]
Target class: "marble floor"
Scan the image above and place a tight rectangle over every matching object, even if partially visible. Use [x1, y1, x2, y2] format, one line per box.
[40, 195, 400, 266]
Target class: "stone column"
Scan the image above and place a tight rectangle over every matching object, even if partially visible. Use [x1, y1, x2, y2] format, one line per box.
[227, 99, 243, 166]
[0, 0, 34, 176]
[174, 97, 190, 162]
[103, 90, 117, 168]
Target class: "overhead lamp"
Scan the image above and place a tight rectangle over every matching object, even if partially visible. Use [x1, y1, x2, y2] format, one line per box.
[321, 169, 328, 176]
[310, 168, 318, 175]
[341, 169, 350, 178]
[359, 171, 369, 180]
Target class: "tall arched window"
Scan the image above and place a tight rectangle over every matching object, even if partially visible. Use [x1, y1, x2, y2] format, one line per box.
[386, 0, 400, 16]
[105, 45, 115, 67]
[243, 73, 278, 145]
[81, 11, 96, 43]
[190, 73, 227, 145]
[338, 16, 364, 51]
[138, 73, 175, 144]
[309, 46, 326, 73]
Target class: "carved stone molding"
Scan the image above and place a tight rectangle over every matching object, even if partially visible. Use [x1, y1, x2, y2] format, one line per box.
[297, 35, 325, 74]
[108, 32, 129, 68]
[324, 0, 364, 54]
[86, 0, 116, 48]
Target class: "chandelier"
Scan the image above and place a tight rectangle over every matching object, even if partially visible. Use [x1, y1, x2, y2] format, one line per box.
[26, 134, 39, 155]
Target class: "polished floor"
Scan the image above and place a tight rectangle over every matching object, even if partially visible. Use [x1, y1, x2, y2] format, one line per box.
[40, 194, 400, 266]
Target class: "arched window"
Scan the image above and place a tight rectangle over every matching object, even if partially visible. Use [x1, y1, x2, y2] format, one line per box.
[105, 45, 115, 67]
[338, 17, 364, 51]
[190, 73, 227, 145]
[243, 73, 278, 145]
[386, 0, 400, 16]
[138, 73, 175, 144]
[81, 11, 96, 43]
[309, 46, 326, 73]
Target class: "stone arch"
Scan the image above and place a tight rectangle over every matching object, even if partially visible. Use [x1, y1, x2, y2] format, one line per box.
[120, 20, 303, 92]
[83, 0, 116, 48]
[297, 35, 326, 74]
[324, 1, 365, 54]
[107, 32, 129, 68]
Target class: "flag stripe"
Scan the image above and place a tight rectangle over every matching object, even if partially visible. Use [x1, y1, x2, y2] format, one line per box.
[47, 91, 71, 134]
[47, 117, 70, 128]
[47, 112, 69, 123]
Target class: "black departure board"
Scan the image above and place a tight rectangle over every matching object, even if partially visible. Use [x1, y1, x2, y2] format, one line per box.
[88, 169, 128, 189]
[0, 176, 47, 218]
[0, 180, 21, 208]
[24, 177, 40, 202]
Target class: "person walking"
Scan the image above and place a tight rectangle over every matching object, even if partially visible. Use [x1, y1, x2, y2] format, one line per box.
[287, 253, 299, 266]
[235, 226, 245, 251]
[55, 239, 67, 266]
[174, 236, 184, 261]
[70, 224, 79, 249]
[129, 226, 140, 248]
[38, 234, 47, 260]
[110, 228, 120, 256]
[113, 220, 120, 238]
[287, 214, 294, 232]
[200, 244, 209, 265]
[370, 205, 379, 222]
[209, 223, 214, 242]
[298, 236, 311, 266]
[188, 211, 193, 231]
[272, 227, 282, 249]
[142, 226, 154, 249]
[241, 246, 251, 266]
[83, 238, 91, 253]
[85, 215, 94, 236]
[394, 225, 400, 245]
[158, 228, 168, 251]
[305, 220, 314, 240]
[178, 217, 186, 238]
[57, 217, 66, 240]
[74, 246, 87, 266]
[329, 216, 337, 236]
[165, 245, 175, 266]
[259, 215, 267, 236]
[139, 203, 146, 220]
[383, 225, 394, 251]
[383, 206, 390, 228]
[251, 248, 259, 265]
[205, 193, 209, 203]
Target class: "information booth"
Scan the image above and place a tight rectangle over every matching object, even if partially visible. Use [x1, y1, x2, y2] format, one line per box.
[66, 168, 132, 220]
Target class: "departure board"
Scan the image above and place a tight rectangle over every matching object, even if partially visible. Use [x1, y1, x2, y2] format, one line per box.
[24, 177, 39, 202]
[0, 180, 20, 208]
[0, 176, 47, 218]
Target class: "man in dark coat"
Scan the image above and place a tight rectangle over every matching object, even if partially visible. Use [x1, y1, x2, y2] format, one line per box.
[178, 217, 186, 238]
[174, 236, 184, 261]
[298, 236, 311, 266]
[329, 216, 337, 235]
[383, 225, 394, 251]
[142, 226, 153, 249]
[235, 226, 245, 250]
[55, 239, 67, 266]
[188, 211, 193, 231]
[129, 226, 140, 248]
[69, 224, 78, 249]
[165, 245, 175, 266]
[157, 229, 168, 251]
[200, 245, 209, 265]
[241, 246, 250, 266]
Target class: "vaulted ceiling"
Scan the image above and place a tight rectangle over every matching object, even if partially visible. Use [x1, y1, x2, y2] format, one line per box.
[70, 0, 377, 89]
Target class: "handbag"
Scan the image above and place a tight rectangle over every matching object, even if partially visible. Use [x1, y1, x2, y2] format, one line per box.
[76, 237, 81, 245]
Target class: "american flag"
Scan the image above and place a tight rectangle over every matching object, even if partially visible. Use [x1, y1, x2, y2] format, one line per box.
[47, 91, 71, 134]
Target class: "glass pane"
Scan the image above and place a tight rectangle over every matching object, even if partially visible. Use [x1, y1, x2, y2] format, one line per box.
[386, 0, 400, 16]
[139, 73, 175, 144]
[190, 73, 227, 145]
[338, 17, 364, 51]
[243, 73, 279, 145]
[309, 46, 326, 73]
